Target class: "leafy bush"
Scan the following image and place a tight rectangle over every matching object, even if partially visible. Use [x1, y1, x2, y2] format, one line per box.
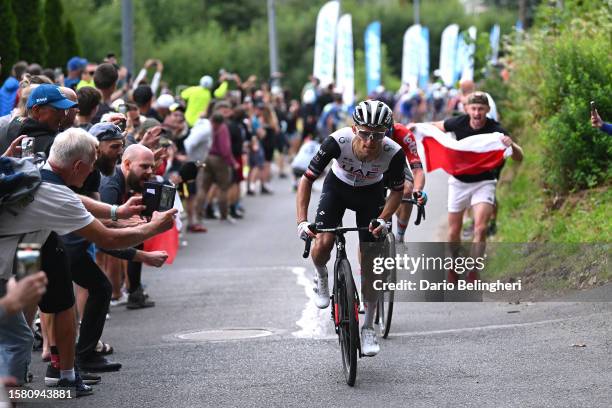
[502, 5, 612, 193]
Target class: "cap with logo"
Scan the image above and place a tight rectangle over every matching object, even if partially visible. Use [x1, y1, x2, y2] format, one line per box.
[26, 84, 78, 110]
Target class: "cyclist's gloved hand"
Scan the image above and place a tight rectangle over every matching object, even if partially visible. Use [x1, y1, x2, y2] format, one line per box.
[369, 218, 388, 239]
[414, 190, 428, 205]
[297, 221, 316, 241]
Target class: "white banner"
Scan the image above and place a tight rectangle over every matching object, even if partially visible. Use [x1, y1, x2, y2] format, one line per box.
[313, 1, 340, 87]
[365, 21, 381, 95]
[401, 24, 422, 89]
[418, 27, 430, 89]
[489, 24, 500, 64]
[335, 14, 354, 106]
[438, 24, 459, 87]
[461, 26, 477, 81]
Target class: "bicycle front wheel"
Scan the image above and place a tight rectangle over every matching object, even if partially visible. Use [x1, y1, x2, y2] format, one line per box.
[336, 258, 359, 386]
[376, 233, 396, 338]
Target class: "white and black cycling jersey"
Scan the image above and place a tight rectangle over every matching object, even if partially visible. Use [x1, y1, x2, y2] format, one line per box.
[304, 127, 405, 191]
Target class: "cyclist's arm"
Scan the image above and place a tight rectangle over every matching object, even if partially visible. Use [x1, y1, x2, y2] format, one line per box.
[412, 167, 425, 192]
[296, 177, 313, 224]
[296, 136, 340, 223]
[380, 151, 406, 220]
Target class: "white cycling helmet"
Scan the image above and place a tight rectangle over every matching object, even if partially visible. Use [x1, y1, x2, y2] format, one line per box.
[199, 75, 213, 89]
[352, 99, 393, 129]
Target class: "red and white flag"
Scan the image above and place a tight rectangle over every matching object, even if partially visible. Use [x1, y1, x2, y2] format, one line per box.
[412, 124, 512, 176]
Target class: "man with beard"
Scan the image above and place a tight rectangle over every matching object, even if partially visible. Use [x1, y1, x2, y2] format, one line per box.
[99, 144, 159, 309]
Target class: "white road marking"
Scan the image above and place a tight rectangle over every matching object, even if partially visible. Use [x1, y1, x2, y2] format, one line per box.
[291, 267, 332, 339]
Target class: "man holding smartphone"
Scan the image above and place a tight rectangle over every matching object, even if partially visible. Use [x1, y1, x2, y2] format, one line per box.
[99, 144, 162, 309]
[590, 101, 612, 135]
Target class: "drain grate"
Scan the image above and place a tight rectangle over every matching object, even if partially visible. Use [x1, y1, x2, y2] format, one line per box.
[175, 328, 273, 342]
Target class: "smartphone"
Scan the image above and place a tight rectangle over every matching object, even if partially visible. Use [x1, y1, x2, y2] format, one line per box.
[21, 137, 35, 158]
[142, 182, 176, 217]
[590, 101, 596, 114]
[15, 243, 41, 281]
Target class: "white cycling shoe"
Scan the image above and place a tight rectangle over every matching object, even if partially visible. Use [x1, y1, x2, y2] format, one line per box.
[361, 327, 380, 356]
[313, 274, 330, 309]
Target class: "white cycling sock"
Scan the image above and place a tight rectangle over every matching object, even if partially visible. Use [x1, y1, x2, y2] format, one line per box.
[363, 300, 377, 329]
[315, 264, 328, 279]
[60, 368, 75, 382]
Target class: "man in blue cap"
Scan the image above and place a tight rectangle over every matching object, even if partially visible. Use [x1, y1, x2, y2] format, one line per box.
[4, 84, 78, 157]
[65, 57, 88, 90]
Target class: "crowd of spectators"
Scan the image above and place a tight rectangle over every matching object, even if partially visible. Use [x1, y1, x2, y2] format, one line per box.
[0, 52, 359, 399]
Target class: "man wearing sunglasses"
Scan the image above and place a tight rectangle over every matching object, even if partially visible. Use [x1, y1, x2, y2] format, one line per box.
[296, 100, 406, 356]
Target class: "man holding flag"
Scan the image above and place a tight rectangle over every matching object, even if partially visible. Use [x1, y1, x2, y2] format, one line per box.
[413, 92, 523, 245]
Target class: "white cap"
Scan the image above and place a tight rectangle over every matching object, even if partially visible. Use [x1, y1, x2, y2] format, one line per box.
[156, 93, 175, 109]
[199, 75, 213, 89]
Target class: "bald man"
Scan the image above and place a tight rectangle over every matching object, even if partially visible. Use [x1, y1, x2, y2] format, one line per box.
[99, 143, 157, 309]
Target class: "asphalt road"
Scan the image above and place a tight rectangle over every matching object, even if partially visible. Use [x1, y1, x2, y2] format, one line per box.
[26, 170, 612, 408]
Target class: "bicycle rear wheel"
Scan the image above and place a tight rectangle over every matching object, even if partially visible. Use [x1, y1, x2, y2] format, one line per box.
[336, 259, 359, 386]
[376, 233, 396, 338]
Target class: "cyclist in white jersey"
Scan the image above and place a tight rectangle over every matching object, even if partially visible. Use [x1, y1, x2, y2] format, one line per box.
[296, 100, 406, 356]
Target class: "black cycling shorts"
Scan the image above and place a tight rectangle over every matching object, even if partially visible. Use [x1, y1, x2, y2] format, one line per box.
[314, 172, 385, 243]
[38, 232, 75, 314]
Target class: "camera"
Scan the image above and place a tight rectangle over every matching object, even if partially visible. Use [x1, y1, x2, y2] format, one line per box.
[142, 181, 176, 217]
[15, 243, 41, 281]
[21, 137, 35, 158]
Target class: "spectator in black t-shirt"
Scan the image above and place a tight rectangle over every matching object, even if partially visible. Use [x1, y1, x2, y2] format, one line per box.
[429, 92, 523, 247]
[92, 64, 118, 124]
[133, 85, 163, 122]
[99, 144, 159, 309]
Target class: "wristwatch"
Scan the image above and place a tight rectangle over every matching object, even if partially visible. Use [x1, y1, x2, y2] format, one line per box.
[111, 205, 119, 221]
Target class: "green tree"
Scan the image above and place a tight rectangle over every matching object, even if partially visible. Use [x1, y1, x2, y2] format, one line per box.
[63, 20, 81, 60]
[43, 0, 68, 68]
[0, 0, 19, 80]
[12, 0, 47, 65]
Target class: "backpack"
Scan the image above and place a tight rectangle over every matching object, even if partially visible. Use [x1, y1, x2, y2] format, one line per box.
[0, 156, 42, 214]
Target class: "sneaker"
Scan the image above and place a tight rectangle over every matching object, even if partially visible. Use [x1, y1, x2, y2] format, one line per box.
[56, 372, 93, 397]
[261, 186, 273, 195]
[76, 354, 122, 372]
[246, 189, 256, 196]
[220, 216, 237, 225]
[126, 287, 155, 310]
[205, 205, 219, 220]
[361, 327, 380, 356]
[229, 208, 244, 219]
[395, 233, 404, 243]
[46, 364, 101, 387]
[110, 292, 128, 307]
[313, 273, 330, 309]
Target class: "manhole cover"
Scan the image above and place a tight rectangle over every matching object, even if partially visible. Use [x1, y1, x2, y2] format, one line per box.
[175, 329, 274, 342]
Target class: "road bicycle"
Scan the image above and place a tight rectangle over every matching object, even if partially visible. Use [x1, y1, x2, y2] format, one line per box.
[302, 224, 371, 386]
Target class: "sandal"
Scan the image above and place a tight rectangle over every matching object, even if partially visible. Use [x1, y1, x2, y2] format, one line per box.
[187, 224, 208, 233]
[95, 341, 114, 355]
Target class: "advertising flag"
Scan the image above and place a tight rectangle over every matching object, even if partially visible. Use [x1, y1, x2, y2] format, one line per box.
[365, 21, 381, 95]
[438, 24, 459, 87]
[336, 14, 354, 105]
[401, 24, 422, 90]
[313, 1, 340, 86]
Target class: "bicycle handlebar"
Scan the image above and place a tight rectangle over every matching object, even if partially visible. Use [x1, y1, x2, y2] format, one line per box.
[401, 197, 426, 226]
[302, 223, 372, 258]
